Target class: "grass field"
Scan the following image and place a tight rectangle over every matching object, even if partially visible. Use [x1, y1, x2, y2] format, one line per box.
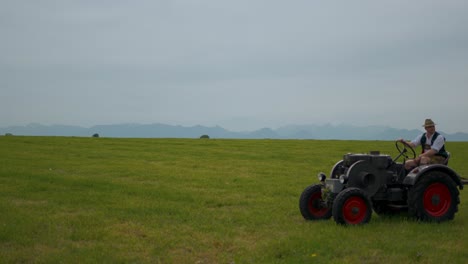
[1, 136, 467, 263]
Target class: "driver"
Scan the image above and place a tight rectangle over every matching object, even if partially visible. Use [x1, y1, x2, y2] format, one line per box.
[399, 119, 448, 170]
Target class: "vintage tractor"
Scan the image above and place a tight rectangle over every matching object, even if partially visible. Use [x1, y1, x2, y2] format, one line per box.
[299, 140, 465, 225]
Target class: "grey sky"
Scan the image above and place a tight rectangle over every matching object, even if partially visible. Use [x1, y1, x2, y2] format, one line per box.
[2, 1, 468, 133]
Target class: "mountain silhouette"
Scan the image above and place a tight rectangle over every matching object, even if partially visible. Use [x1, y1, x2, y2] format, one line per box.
[1, 123, 468, 141]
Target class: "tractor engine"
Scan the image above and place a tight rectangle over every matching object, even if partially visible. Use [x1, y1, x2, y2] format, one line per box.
[326, 152, 396, 197]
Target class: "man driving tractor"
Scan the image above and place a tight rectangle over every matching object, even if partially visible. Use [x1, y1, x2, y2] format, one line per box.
[399, 118, 448, 171]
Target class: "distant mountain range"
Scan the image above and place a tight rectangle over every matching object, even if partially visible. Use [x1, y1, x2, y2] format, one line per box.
[2, 123, 468, 141]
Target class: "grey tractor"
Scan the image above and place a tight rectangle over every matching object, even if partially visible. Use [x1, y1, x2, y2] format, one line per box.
[299, 140, 465, 225]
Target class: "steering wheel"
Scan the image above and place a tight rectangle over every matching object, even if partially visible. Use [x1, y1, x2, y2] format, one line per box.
[395, 140, 416, 160]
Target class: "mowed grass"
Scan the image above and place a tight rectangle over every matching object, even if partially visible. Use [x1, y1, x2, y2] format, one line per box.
[0, 136, 467, 263]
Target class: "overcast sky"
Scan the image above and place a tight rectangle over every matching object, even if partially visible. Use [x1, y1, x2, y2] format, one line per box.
[1, 1, 468, 133]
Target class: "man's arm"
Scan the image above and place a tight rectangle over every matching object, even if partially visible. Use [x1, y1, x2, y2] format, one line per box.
[431, 134, 445, 152]
[398, 138, 417, 148]
[419, 148, 437, 158]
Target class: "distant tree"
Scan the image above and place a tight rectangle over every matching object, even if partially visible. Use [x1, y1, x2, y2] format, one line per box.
[5, 133, 13, 136]
[92, 133, 100, 138]
[200, 134, 210, 139]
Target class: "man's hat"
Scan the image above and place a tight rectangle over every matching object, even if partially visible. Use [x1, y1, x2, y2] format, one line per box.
[423, 119, 436, 127]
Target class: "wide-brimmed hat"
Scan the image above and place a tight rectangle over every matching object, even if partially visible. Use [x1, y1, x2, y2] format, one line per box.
[422, 119, 436, 127]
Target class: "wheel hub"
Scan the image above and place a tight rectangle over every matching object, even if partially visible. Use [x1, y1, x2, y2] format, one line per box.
[431, 194, 440, 206]
[423, 182, 452, 217]
[351, 207, 360, 215]
[342, 196, 368, 224]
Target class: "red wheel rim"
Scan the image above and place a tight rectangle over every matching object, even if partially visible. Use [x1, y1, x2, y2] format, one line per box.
[342, 196, 368, 224]
[423, 182, 451, 217]
[308, 191, 328, 217]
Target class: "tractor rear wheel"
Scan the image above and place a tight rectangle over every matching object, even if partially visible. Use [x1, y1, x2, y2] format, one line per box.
[299, 184, 332, 220]
[408, 171, 459, 222]
[333, 188, 372, 225]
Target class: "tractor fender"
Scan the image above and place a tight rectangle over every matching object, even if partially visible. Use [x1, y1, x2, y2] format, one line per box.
[403, 164, 464, 190]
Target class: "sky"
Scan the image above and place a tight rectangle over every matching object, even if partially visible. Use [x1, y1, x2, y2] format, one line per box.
[1, 1, 468, 133]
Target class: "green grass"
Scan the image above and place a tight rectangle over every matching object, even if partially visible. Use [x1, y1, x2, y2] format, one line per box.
[0, 136, 467, 263]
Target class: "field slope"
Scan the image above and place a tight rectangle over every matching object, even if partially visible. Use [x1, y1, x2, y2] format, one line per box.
[1, 136, 467, 263]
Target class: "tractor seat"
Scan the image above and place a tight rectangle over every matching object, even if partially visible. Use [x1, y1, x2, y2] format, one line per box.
[443, 152, 451, 165]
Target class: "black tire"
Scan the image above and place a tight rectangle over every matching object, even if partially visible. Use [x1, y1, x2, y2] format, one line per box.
[299, 184, 332, 220]
[408, 171, 460, 222]
[333, 188, 372, 225]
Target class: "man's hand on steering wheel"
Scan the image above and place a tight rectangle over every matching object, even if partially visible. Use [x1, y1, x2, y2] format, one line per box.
[395, 139, 416, 160]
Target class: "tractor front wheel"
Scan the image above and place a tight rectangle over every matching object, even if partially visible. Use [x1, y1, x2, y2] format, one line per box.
[299, 184, 332, 220]
[408, 171, 459, 222]
[333, 188, 372, 225]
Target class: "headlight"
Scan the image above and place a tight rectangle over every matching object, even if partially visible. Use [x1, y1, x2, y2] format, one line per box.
[339, 175, 348, 184]
[317, 172, 326, 182]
